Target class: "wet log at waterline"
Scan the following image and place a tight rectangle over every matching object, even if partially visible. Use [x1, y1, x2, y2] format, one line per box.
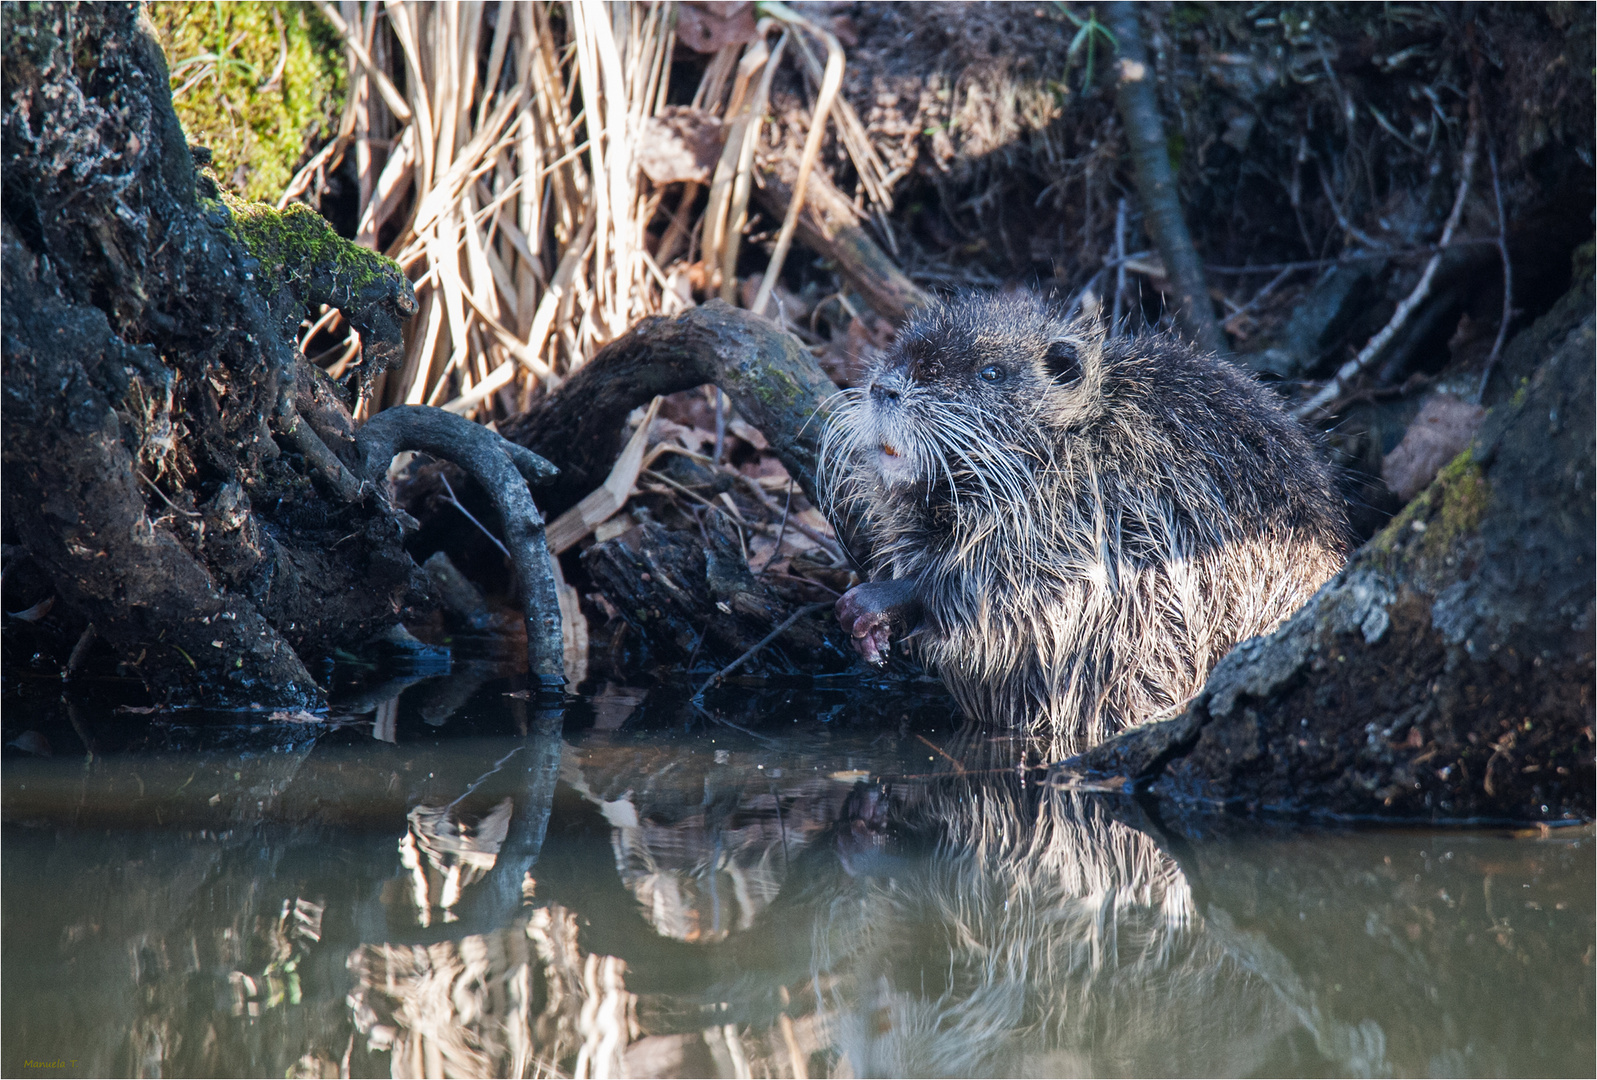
[1056, 281, 1596, 823]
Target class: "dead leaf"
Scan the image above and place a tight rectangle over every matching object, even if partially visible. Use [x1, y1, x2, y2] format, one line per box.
[269, 710, 323, 724]
[4, 596, 54, 622]
[637, 107, 724, 186]
[676, 1, 758, 54]
[1381, 393, 1487, 501]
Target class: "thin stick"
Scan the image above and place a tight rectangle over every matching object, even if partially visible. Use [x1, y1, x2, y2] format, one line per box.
[1223, 265, 1296, 331]
[733, 472, 841, 559]
[1206, 240, 1495, 275]
[693, 602, 828, 699]
[757, 478, 794, 573]
[1476, 142, 1512, 404]
[1294, 94, 1481, 421]
[751, 8, 845, 317]
[438, 471, 512, 562]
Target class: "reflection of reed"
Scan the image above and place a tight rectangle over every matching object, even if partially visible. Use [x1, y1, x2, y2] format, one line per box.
[347, 904, 636, 1079]
[399, 799, 514, 926]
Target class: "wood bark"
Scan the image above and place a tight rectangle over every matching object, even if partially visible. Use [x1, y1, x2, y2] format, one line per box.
[1103, 2, 1229, 356]
[0, 4, 560, 707]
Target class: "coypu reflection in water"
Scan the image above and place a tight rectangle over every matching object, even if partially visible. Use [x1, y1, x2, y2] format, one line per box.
[815, 771, 1326, 1078]
[821, 294, 1347, 755]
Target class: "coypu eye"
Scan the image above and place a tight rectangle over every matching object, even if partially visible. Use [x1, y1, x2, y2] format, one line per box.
[978, 365, 1005, 383]
[1045, 341, 1082, 385]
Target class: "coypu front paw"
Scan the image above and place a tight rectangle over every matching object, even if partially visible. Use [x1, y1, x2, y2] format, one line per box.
[835, 579, 923, 667]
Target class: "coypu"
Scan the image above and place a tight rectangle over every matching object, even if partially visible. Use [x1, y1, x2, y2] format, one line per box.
[820, 293, 1347, 754]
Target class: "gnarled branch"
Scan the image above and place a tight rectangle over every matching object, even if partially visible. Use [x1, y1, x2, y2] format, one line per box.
[355, 406, 565, 690]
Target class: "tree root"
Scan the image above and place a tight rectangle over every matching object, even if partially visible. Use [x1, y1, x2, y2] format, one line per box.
[355, 406, 565, 691]
[506, 300, 843, 518]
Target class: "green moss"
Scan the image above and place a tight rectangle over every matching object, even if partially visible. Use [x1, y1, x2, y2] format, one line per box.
[220, 190, 399, 298]
[1423, 451, 1489, 560]
[1367, 449, 1491, 570]
[146, 1, 344, 202]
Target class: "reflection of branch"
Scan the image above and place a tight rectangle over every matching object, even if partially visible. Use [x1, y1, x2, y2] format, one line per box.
[1295, 90, 1481, 420]
[447, 745, 525, 810]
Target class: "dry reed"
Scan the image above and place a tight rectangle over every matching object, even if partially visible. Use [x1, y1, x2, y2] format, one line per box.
[290, 1, 871, 427]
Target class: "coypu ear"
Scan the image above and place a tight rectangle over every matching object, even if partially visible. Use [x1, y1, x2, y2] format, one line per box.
[1044, 340, 1083, 386]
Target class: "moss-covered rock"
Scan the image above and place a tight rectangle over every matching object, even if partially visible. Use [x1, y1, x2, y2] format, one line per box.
[144, 1, 344, 202]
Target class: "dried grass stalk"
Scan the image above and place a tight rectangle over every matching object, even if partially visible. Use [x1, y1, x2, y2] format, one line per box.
[300, 1, 877, 430]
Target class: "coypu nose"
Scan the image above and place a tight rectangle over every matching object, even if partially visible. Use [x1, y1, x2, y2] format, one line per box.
[870, 382, 899, 404]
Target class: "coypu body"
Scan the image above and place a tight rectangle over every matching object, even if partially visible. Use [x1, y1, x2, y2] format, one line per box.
[821, 294, 1347, 754]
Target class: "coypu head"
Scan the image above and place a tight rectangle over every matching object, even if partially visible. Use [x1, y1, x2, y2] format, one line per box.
[823, 293, 1104, 506]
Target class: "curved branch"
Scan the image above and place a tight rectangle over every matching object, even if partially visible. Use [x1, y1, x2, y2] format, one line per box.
[355, 406, 565, 690]
[506, 300, 841, 516]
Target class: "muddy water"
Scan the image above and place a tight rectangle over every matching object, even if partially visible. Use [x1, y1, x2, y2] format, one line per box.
[3, 670, 1592, 1079]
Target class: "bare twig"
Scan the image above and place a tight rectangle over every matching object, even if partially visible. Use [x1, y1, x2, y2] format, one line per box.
[733, 472, 841, 560]
[1223, 265, 1297, 331]
[1294, 95, 1482, 421]
[693, 602, 829, 699]
[1206, 240, 1495, 275]
[437, 471, 512, 562]
[1476, 142, 1513, 404]
[1316, 158, 1386, 250]
[751, 4, 845, 317]
[757, 478, 795, 573]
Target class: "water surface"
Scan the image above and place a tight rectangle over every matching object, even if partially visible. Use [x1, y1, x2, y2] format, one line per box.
[3, 671, 1592, 1078]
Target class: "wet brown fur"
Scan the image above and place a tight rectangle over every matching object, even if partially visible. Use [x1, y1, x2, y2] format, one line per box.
[821, 293, 1348, 755]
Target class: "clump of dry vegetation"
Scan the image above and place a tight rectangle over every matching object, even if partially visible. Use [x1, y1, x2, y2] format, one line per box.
[156, 0, 1582, 679]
